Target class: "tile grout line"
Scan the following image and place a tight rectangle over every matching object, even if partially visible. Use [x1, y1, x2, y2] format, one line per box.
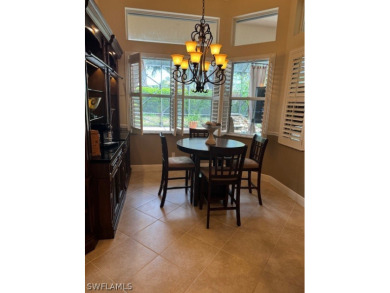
[86, 234, 131, 263]
[181, 226, 242, 293]
[247, 202, 298, 293]
[259, 202, 297, 271]
[87, 261, 121, 290]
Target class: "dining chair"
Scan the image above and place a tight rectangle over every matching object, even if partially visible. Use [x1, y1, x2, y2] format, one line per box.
[199, 145, 247, 228]
[189, 128, 209, 163]
[240, 134, 268, 205]
[158, 133, 195, 208]
[189, 128, 209, 138]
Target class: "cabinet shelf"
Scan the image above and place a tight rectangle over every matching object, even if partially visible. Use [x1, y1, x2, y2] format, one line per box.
[90, 116, 104, 122]
[86, 52, 123, 79]
[88, 88, 104, 93]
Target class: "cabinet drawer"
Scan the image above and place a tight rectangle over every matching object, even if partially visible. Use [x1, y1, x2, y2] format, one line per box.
[109, 149, 123, 174]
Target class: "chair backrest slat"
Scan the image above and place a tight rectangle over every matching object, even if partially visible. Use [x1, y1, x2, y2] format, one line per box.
[208, 145, 247, 183]
[189, 128, 209, 138]
[250, 134, 268, 166]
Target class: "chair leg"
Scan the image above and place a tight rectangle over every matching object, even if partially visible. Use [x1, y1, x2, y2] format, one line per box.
[248, 171, 252, 194]
[223, 185, 228, 207]
[185, 170, 189, 194]
[230, 184, 234, 205]
[230, 184, 235, 205]
[199, 176, 204, 210]
[190, 169, 194, 204]
[257, 171, 263, 206]
[160, 170, 168, 208]
[235, 185, 241, 226]
[206, 184, 211, 229]
[158, 166, 164, 196]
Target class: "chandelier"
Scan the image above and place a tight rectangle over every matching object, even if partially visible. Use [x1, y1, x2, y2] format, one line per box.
[171, 0, 228, 93]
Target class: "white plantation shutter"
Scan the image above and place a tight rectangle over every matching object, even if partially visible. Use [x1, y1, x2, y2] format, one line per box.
[215, 63, 232, 136]
[169, 73, 176, 134]
[211, 82, 220, 123]
[176, 83, 184, 135]
[169, 70, 184, 136]
[261, 56, 275, 137]
[129, 53, 143, 134]
[279, 48, 305, 150]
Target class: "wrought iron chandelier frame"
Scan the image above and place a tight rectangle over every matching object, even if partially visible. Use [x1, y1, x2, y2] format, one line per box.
[171, 0, 227, 93]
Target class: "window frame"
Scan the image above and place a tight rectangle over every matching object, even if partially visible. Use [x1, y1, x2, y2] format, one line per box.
[224, 54, 275, 138]
[125, 7, 220, 45]
[232, 8, 279, 46]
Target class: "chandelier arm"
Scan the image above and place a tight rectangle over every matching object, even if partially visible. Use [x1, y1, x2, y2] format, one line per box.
[172, 69, 182, 83]
[216, 73, 227, 85]
[205, 67, 219, 80]
[205, 75, 226, 86]
[187, 61, 198, 78]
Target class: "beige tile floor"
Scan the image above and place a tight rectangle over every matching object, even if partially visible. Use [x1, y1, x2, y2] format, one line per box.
[86, 170, 304, 293]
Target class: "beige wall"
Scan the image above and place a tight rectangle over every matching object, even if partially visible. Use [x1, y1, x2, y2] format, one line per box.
[95, 0, 305, 197]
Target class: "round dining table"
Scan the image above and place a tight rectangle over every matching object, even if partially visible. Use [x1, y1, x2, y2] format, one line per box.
[176, 137, 246, 205]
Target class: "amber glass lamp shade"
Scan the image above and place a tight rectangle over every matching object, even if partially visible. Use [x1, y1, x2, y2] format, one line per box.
[190, 52, 203, 64]
[210, 44, 222, 55]
[214, 54, 227, 66]
[202, 61, 211, 72]
[171, 54, 184, 66]
[181, 59, 189, 70]
[222, 59, 229, 70]
[185, 41, 197, 53]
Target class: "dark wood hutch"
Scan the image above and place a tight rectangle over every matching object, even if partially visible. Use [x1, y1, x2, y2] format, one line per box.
[85, 0, 130, 254]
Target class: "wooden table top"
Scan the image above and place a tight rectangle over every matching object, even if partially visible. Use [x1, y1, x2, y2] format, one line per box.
[176, 137, 246, 156]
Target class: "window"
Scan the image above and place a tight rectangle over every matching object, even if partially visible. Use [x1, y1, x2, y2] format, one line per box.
[128, 53, 214, 134]
[182, 70, 214, 129]
[278, 47, 305, 150]
[226, 57, 275, 137]
[125, 8, 219, 44]
[141, 58, 172, 131]
[233, 8, 279, 46]
[129, 54, 274, 137]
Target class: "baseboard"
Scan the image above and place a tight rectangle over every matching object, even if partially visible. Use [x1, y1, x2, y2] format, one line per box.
[131, 165, 304, 207]
[262, 174, 304, 207]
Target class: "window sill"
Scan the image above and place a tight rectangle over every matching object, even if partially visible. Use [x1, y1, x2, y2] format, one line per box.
[138, 131, 256, 139]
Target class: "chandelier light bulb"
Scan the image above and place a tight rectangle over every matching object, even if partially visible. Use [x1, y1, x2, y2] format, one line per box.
[181, 59, 189, 70]
[202, 61, 211, 72]
[222, 59, 229, 70]
[210, 44, 222, 55]
[171, 54, 184, 66]
[185, 41, 197, 53]
[190, 52, 203, 64]
[214, 54, 227, 66]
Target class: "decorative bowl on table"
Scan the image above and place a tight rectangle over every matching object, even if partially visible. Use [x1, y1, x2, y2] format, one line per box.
[202, 122, 221, 145]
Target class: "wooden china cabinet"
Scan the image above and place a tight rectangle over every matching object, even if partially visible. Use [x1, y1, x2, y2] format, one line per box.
[85, 0, 131, 253]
